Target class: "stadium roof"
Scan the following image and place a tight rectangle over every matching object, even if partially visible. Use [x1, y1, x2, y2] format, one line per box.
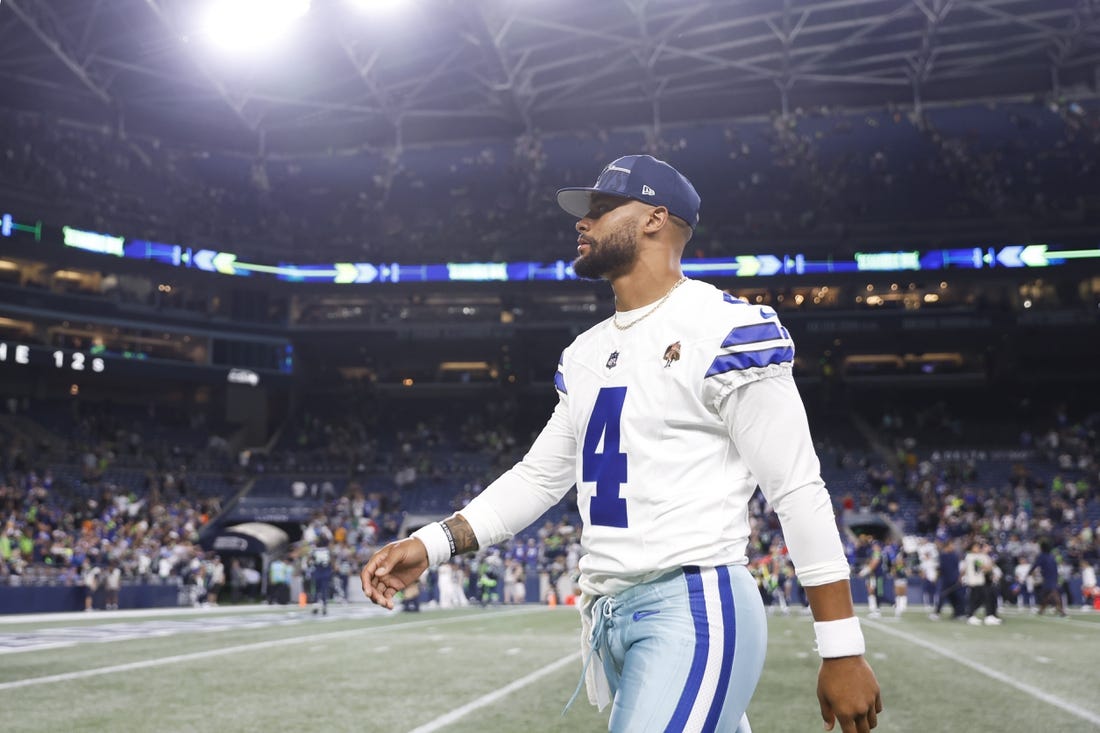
[2, 0, 1098, 155]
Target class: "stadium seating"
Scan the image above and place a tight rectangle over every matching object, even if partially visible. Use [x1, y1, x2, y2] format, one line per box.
[5, 101, 1098, 265]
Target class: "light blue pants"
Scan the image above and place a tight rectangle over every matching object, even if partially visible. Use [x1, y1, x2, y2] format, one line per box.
[590, 565, 767, 733]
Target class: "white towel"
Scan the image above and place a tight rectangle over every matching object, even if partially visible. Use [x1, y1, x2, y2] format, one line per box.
[578, 593, 612, 710]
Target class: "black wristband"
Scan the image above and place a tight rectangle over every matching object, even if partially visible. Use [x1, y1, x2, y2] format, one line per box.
[439, 521, 457, 557]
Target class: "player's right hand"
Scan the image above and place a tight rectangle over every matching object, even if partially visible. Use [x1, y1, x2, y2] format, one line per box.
[360, 538, 429, 610]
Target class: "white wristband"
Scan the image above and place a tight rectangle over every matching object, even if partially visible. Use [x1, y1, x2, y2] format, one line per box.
[813, 617, 866, 658]
[410, 522, 452, 568]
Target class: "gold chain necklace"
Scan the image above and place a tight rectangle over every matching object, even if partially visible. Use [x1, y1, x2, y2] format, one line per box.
[612, 277, 688, 331]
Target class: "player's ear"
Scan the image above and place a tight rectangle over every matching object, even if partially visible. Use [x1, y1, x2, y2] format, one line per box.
[642, 205, 670, 234]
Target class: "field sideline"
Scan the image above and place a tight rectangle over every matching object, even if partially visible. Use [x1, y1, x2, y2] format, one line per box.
[2, 604, 1098, 732]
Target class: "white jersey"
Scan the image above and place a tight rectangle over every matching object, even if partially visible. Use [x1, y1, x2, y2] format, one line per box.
[461, 279, 848, 597]
[918, 540, 939, 582]
[963, 551, 992, 587]
[1082, 565, 1096, 591]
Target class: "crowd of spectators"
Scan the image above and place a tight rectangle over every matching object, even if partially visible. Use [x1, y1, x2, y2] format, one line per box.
[0, 470, 220, 589]
[4, 98, 1099, 266]
[841, 395, 1100, 611]
[2, 385, 1098, 615]
[0, 395, 245, 594]
[866, 397, 1099, 534]
[223, 383, 1100, 612]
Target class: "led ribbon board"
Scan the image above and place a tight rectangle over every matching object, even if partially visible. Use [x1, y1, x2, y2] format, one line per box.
[110, 242, 1100, 281]
[0, 213, 43, 241]
[5, 215, 1100, 283]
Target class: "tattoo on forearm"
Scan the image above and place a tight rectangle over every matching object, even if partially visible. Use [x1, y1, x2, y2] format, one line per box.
[444, 514, 479, 555]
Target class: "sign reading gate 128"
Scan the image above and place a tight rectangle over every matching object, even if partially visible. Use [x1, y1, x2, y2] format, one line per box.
[0, 343, 106, 373]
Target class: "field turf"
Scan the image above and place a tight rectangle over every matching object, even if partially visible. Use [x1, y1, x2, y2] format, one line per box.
[2, 603, 1098, 732]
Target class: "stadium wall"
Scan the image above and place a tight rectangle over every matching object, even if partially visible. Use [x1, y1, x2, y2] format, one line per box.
[0, 583, 181, 615]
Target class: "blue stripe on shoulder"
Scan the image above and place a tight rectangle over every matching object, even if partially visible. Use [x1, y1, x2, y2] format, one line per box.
[722, 292, 746, 305]
[720, 322, 784, 348]
[665, 567, 708, 733]
[705, 345, 794, 378]
[553, 370, 567, 394]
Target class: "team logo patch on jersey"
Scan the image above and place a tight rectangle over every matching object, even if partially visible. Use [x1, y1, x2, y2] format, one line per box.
[606, 351, 619, 369]
[663, 341, 681, 368]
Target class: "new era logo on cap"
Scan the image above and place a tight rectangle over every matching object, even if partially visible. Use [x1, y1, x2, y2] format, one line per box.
[556, 154, 701, 229]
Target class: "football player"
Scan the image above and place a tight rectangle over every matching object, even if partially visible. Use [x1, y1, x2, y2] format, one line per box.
[362, 155, 881, 732]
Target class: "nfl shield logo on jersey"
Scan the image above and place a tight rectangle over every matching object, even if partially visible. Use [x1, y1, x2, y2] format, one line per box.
[606, 351, 619, 369]
[663, 341, 681, 368]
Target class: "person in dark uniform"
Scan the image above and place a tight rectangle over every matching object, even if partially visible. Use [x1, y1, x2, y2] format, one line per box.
[1029, 540, 1066, 618]
[931, 538, 966, 620]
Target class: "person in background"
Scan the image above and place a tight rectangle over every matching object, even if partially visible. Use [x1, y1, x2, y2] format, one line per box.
[1080, 560, 1097, 611]
[311, 537, 334, 616]
[228, 558, 245, 603]
[207, 555, 226, 607]
[503, 558, 526, 605]
[82, 559, 101, 612]
[1013, 556, 1036, 612]
[963, 539, 1001, 626]
[1029, 540, 1067, 617]
[890, 546, 909, 618]
[268, 556, 290, 605]
[859, 539, 887, 619]
[335, 545, 354, 604]
[931, 538, 965, 620]
[917, 536, 939, 610]
[104, 560, 121, 611]
[436, 559, 467, 609]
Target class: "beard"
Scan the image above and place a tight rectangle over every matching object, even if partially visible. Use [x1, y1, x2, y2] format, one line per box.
[572, 222, 638, 280]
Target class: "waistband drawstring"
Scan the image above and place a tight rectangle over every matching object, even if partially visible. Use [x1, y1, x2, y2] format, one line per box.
[562, 595, 614, 716]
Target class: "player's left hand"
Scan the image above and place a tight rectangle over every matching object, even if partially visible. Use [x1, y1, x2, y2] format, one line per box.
[817, 656, 882, 733]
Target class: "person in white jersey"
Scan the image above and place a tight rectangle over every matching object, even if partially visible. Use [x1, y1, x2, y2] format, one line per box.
[361, 155, 882, 733]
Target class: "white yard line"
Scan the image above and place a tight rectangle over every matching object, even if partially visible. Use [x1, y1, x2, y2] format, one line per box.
[0, 603, 302, 624]
[0, 606, 390, 655]
[0, 607, 546, 691]
[406, 652, 581, 733]
[863, 619, 1100, 727]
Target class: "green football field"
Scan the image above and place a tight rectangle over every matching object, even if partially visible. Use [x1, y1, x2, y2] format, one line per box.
[2, 604, 1098, 732]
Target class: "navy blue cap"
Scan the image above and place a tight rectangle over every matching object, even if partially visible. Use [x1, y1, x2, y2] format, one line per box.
[557, 154, 701, 229]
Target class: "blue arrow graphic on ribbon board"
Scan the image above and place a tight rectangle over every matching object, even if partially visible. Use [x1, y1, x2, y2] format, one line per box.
[757, 255, 782, 276]
[996, 245, 1024, 268]
[192, 249, 217, 272]
[356, 263, 379, 283]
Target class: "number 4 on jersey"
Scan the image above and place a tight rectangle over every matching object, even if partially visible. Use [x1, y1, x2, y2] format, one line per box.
[583, 386, 629, 528]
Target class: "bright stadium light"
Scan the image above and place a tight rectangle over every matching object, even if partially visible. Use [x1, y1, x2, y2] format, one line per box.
[347, 0, 413, 14]
[202, 0, 312, 52]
